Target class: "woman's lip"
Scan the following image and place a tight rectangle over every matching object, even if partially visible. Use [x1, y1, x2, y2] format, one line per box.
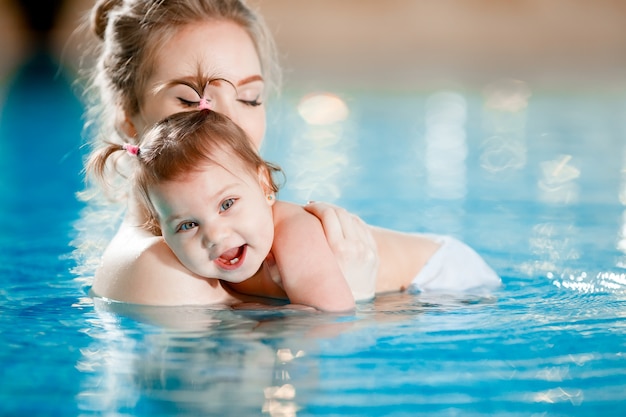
[214, 245, 247, 271]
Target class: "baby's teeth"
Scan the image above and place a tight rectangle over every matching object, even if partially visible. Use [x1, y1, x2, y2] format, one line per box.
[229, 257, 239, 265]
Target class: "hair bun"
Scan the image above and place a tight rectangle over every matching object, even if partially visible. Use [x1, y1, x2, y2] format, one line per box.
[91, 0, 123, 40]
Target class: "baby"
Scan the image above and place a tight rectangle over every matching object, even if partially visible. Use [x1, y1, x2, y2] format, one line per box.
[115, 109, 500, 311]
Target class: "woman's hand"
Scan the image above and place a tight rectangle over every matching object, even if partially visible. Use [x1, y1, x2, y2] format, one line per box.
[304, 202, 379, 301]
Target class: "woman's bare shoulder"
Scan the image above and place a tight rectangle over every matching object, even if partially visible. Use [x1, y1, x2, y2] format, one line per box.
[91, 226, 235, 306]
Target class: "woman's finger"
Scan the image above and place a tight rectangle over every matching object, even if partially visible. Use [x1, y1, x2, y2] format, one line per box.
[303, 201, 345, 242]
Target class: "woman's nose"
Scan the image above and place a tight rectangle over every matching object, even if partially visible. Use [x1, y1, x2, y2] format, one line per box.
[202, 79, 239, 122]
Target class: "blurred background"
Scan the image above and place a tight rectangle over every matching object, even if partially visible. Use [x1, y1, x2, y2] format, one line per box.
[0, 0, 625, 93]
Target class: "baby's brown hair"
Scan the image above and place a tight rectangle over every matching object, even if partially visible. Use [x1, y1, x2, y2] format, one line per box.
[132, 110, 281, 235]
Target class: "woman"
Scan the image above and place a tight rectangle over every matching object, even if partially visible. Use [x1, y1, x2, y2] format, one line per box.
[80, 0, 379, 306]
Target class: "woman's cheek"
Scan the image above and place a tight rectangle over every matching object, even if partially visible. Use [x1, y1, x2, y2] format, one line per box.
[247, 111, 266, 149]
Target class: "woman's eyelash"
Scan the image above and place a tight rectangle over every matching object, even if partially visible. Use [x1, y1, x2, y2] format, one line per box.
[177, 97, 198, 107]
[178, 97, 262, 107]
[237, 98, 263, 107]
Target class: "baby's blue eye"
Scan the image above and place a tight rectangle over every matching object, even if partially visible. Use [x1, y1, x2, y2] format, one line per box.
[220, 198, 235, 212]
[178, 221, 198, 232]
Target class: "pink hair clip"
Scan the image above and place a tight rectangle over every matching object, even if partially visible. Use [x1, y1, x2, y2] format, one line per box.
[198, 97, 212, 111]
[122, 143, 140, 156]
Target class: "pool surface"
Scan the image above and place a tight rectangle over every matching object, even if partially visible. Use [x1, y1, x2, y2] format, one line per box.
[1, 54, 626, 416]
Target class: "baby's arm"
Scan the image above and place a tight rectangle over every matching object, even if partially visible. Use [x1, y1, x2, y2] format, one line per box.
[304, 202, 378, 301]
[271, 202, 355, 312]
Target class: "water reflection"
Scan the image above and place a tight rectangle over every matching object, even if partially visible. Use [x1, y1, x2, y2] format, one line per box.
[424, 90, 468, 200]
[617, 146, 626, 268]
[75, 293, 506, 416]
[538, 154, 580, 204]
[480, 78, 529, 175]
[75, 299, 361, 416]
[483, 79, 531, 113]
[71, 281, 626, 417]
[521, 221, 581, 279]
[283, 92, 354, 203]
[618, 210, 626, 269]
[263, 348, 305, 417]
[532, 387, 585, 406]
[76, 303, 284, 415]
[297, 92, 349, 125]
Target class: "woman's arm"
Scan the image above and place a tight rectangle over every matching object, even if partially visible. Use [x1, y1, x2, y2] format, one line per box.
[92, 226, 241, 306]
[303, 202, 378, 301]
[271, 203, 355, 312]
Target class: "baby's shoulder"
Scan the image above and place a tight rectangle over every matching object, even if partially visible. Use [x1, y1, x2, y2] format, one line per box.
[271, 201, 325, 244]
[272, 201, 312, 225]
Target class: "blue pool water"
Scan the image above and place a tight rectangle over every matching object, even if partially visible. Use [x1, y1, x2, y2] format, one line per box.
[1, 54, 626, 416]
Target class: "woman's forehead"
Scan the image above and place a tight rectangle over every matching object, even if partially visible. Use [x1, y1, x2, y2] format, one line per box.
[150, 20, 262, 85]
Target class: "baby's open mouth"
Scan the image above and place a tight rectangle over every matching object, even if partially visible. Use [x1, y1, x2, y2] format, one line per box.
[215, 245, 247, 269]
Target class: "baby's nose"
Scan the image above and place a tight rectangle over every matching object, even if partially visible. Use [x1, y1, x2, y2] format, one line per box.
[201, 225, 229, 253]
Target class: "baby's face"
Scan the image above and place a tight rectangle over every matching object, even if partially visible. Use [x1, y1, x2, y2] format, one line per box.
[149, 152, 275, 283]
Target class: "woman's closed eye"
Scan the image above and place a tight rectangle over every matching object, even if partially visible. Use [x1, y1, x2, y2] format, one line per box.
[177, 221, 198, 232]
[177, 97, 199, 108]
[235, 78, 264, 106]
[178, 96, 261, 108]
[237, 96, 263, 107]
[169, 83, 202, 107]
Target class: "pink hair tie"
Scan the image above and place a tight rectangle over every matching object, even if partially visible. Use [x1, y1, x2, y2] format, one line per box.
[198, 97, 212, 111]
[122, 143, 140, 156]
